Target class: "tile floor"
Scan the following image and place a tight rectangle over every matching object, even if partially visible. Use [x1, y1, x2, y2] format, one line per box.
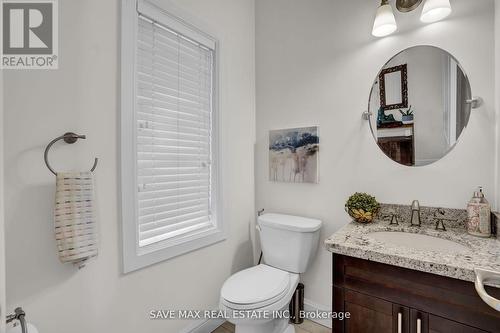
[212, 320, 330, 333]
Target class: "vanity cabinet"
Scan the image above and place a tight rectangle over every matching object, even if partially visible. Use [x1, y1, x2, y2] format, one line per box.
[332, 254, 500, 333]
[376, 124, 415, 167]
[342, 289, 409, 332]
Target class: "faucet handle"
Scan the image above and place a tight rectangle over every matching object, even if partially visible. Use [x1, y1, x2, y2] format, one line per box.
[389, 214, 399, 226]
[435, 208, 446, 216]
[435, 219, 447, 231]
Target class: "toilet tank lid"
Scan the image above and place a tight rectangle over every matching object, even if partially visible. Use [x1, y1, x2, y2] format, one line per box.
[258, 213, 322, 232]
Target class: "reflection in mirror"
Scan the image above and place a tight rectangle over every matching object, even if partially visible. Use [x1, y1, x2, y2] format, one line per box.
[379, 64, 407, 109]
[369, 46, 472, 167]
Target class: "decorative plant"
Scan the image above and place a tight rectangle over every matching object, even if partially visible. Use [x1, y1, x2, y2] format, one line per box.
[399, 105, 413, 117]
[345, 192, 380, 223]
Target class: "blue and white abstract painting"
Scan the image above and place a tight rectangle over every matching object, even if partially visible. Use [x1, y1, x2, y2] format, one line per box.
[269, 126, 319, 183]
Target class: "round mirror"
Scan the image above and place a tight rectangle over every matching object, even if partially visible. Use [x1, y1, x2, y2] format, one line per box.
[368, 46, 472, 167]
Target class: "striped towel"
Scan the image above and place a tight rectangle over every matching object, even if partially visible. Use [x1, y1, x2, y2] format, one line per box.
[54, 172, 98, 267]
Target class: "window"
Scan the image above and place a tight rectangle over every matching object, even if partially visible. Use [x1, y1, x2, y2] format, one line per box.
[121, 0, 223, 273]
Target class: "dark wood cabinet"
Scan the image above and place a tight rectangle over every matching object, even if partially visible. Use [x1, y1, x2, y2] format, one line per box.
[428, 315, 488, 333]
[410, 309, 428, 333]
[343, 289, 409, 333]
[377, 136, 414, 166]
[332, 254, 500, 333]
[377, 124, 415, 166]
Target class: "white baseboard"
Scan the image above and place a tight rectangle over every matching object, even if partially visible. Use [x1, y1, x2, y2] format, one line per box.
[178, 318, 225, 333]
[304, 298, 332, 329]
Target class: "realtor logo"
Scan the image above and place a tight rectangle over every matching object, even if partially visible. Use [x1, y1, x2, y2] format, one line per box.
[1, 0, 58, 69]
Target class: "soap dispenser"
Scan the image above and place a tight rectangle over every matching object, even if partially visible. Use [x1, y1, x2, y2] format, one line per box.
[466, 187, 491, 237]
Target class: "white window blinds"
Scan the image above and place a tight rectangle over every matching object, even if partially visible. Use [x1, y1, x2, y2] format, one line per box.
[136, 15, 215, 248]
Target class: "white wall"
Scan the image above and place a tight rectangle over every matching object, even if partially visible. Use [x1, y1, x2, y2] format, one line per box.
[496, 0, 500, 210]
[255, 0, 495, 316]
[3, 0, 255, 332]
[0, 62, 5, 333]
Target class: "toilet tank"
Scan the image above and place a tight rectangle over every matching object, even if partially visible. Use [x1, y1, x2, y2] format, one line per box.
[258, 213, 322, 274]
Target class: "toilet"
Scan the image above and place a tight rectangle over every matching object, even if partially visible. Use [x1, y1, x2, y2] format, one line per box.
[220, 213, 322, 333]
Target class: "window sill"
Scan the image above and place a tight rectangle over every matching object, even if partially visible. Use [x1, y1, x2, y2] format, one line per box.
[122, 228, 226, 274]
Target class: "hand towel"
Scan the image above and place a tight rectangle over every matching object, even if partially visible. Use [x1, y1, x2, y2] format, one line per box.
[54, 171, 98, 267]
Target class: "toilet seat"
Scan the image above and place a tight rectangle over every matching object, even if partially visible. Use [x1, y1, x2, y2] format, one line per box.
[221, 265, 291, 310]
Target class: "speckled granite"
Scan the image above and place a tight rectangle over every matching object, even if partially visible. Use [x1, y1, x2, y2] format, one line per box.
[325, 207, 500, 288]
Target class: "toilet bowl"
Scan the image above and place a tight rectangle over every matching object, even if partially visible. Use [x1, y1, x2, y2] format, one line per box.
[220, 264, 299, 333]
[220, 213, 322, 333]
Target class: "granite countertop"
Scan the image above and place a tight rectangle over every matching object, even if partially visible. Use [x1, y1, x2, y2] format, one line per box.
[325, 215, 500, 288]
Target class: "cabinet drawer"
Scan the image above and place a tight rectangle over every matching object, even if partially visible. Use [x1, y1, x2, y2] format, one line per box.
[428, 315, 489, 333]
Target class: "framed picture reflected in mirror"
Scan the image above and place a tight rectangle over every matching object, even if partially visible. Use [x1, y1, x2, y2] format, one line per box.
[379, 64, 408, 110]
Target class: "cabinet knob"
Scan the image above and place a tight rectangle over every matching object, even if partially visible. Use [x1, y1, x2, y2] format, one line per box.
[397, 312, 403, 333]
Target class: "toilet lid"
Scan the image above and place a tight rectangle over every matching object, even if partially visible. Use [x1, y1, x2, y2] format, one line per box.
[221, 265, 291, 309]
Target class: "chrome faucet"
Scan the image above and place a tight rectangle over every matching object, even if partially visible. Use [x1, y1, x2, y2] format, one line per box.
[410, 200, 421, 227]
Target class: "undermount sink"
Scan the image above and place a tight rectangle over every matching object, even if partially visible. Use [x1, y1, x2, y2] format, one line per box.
[367, 231, 469, 253]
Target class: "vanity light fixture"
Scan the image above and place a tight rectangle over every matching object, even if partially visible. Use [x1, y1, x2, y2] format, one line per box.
[396, 0, 423, 13]
[420, 0, 452, 23]
[372, 0, 452, 38]
[372, 0, 398, 37]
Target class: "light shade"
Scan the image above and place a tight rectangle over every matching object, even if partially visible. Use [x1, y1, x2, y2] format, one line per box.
[420, 0, 452, 23]
[372, 3, 397, 37]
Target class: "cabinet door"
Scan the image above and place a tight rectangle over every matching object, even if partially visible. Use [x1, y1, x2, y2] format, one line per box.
[393, 304, 411, 333]
[428, 315, 488, 333]
[377, 136, 414, 166]
[344, 290, 409, 333]
[410, 309, 429, 333]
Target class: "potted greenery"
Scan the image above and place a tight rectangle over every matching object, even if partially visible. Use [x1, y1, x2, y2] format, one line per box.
[345, 192, 380, 223]
[399, 106, 414, 124]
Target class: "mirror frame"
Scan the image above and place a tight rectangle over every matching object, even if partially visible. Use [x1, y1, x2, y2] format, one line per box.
[379, 64, 408, 110]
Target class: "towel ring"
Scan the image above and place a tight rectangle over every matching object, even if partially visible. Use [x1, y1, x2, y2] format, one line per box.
[44, 132, 98, 175]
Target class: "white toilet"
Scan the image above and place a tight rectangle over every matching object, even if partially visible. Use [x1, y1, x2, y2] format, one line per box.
[220, 213, 322, 333]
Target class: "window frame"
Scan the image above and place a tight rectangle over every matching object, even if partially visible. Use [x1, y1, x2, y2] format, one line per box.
[120, 0, 224, 273]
